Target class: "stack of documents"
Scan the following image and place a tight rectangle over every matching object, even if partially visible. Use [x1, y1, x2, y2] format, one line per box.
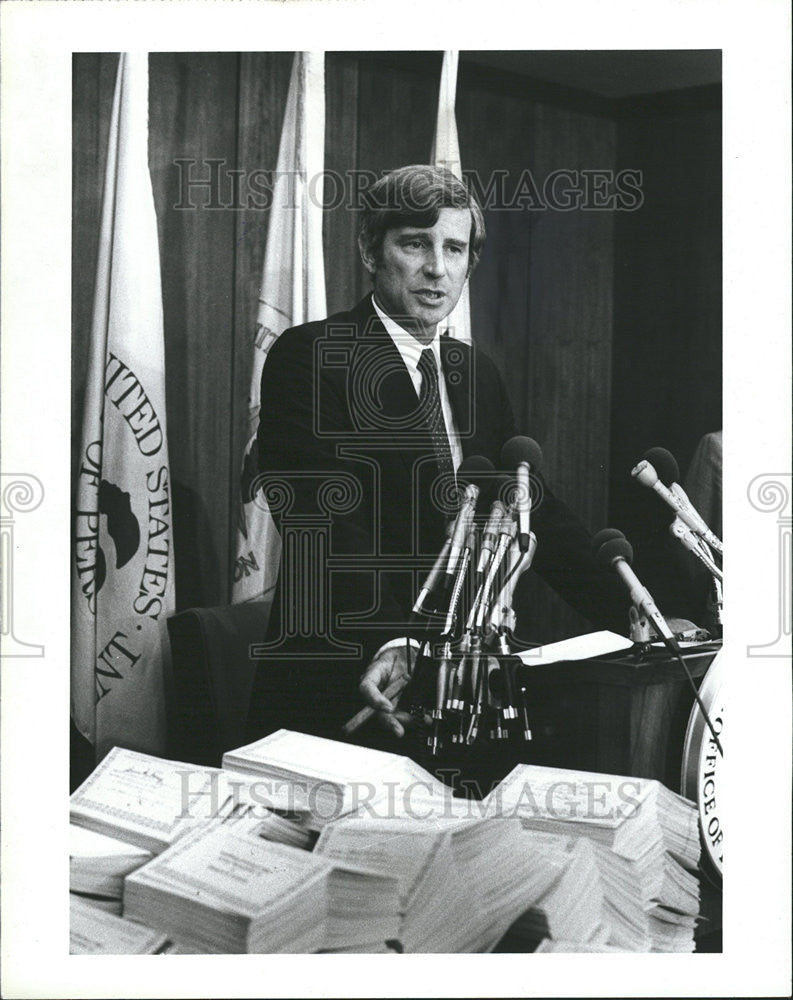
[316, 817, 469, 952]
[69, 737, 704, 954]
[70, 746, 313, 854]
[222, 729, 452, 828]
[487, 764, 700, 952]
[323, 863, 401, 951]
[70, 896, 169, 955]
[489, 764, 700, 869]
[123, 816, 401, 953]
[70, 825, 152, 898]
[124, 819, 331, 953]
[316, 808, 565, 953]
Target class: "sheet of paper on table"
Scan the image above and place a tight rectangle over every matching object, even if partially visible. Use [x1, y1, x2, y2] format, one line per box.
[515, 630, 635, 667]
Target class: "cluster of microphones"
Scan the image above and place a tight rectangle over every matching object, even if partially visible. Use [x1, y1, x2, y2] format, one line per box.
[347, 439, 723, 756]
[398, 436, 544, 754]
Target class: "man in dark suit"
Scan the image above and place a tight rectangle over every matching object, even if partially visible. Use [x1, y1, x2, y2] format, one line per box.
[248, 165, 627, 742]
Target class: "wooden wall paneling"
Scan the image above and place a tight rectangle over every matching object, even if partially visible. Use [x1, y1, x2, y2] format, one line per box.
[525, 103, 615, 533]
[71, 53, 120, 484]
[230, 52, 295, 598]
[516, 103, 616, 640]
[324, 53, 360, 315]
[148, 53, 240, 609]
[456, 73, 536, 435]
[356, 55, 440, 173]
[610, 103, 722, 537]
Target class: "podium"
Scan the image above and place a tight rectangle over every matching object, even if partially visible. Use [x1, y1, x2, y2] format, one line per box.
[513, 641, 721, 789]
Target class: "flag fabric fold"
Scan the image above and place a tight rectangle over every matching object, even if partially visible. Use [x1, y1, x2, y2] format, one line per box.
[71, 53, 175, 759]
[431, 50, 472, 344]
[232, 52, 327, 604]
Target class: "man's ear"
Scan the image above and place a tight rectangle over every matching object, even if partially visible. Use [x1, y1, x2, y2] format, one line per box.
[358, 236, 377, 276]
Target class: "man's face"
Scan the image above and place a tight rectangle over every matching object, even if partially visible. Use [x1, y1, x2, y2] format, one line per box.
[365, 206, 472, 343]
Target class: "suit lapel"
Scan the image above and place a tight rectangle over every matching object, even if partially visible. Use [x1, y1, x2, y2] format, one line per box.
[344, 298, 424, 479]
[351, 297, 421, 426]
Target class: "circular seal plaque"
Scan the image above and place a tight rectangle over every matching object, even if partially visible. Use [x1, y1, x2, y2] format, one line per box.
[681, 651, 724, 886]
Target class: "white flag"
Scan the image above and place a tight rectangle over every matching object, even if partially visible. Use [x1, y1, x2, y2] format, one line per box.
[232, 52, 327, 604]
[72, 53, 175, 759]
[431, 50, 472, 344]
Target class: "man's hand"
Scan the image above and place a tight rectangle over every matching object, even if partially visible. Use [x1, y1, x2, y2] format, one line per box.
[358, 642, 416, 738]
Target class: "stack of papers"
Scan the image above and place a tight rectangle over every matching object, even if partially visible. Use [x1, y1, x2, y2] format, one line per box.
[404, 808, 533, 952]
[222, 729, 452, 828]
[69, 894, 123, 916]
[323, 863, 401, 951]
[123, 816, 400, 953]
[471, 826, 583, 952]
[487, 764, 700, 952]
[489, 764, 700, 869]
[69, 736, 705, 954]
[70, 825, 152, 900]
[316, 817, 468, 952]
[597, 842, 699, 952]
[70, 746, 313, 854]
[316, 808, 571, 953]
[509, 837, 613, 948]
[124, 819, 330, 953]
[70, 896, 169, 954]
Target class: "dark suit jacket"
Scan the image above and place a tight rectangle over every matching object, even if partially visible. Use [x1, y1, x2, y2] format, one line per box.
[248, 296, 627, 736]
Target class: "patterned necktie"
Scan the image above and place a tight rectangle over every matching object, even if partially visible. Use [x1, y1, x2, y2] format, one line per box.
[417, 347, 455, 480]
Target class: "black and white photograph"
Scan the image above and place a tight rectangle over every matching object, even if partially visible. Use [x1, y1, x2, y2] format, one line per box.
[1, 1, 790, 997]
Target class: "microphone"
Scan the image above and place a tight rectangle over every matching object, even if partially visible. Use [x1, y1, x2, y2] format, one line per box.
[596, 531, 723, 756]
[594, 534, 678, 651]
[411, 524, 454, 616]
[465, 514, 514, 744]
[490, 531, 537, 634]
[591, 526, 628, 550]
[669, 517, 723, 581]
[501, 435, 543, 471]
[644, 446, 722, 549]
[500, 436, 543, 553]
[444, 455, 494, 579]
[632, 458, 722, 554]
[476, 500, 506, 576]
[445, 483, 477, 580]
[430, 528, 477, 754]
[475, 512, 517, 631]
[643, 446, 681, 489]
[442, 527, 476, 637]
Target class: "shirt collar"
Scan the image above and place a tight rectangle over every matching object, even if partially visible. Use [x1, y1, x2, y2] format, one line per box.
[371, 294, 441, 378]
